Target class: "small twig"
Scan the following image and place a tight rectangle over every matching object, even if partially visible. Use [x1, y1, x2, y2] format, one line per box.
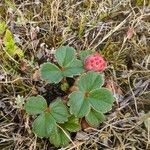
[57, 124, 76, 146]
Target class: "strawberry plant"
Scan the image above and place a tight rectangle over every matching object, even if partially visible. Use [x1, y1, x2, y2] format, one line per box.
[24, 46, 114, 147]
[68, 71, 114, 126]
[25, 95, 80, 147]
[40, 46, 84, 83]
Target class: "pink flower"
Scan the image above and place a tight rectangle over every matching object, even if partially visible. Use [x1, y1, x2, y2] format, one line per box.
[84, 53, 106, 72]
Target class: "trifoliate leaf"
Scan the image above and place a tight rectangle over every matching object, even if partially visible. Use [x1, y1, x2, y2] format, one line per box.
[62, 59, 84, 77]
[40, 62, 62, 83]
[68, 91, 90, 118]
[50, 99, 69, 123]
[68, 72, 114, 119]
[25, 95, 47, 115]
[88, 88, 114, 113]
[62, 116, 81, 132]
[78, 71, 104, 92]
[85, 109, 105, 127]
[55, 46, 76, 67]
[68, 83, 114, 118]
[49, 125, 70, 147]
[32, 112, 56, 138]
[25, 96, 71, 139]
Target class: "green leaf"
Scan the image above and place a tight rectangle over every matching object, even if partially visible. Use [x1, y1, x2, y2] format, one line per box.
[62, 116, 81, 132]
[25, 96, 71, 139]
[68, 72, 114, 118]
[50, 99, 69, 123]
[55, 46, 76, 67]
[0, 21, 7, 34]
[68, 88, 113, 117]
[85, 109, 105, 127]
[88, 88, 114, 113]
[78, 71, 104, 92]
[25, 95, 47, 115]
[3, 29, 24, 58]
[62, 59, 84, 77]
[79, 50, 93, 61]
[3, 29, 15, 54]
[68, 91, 90, 118]
[33, 112, 56, 138]
[49, 125, 70, 147]
[40, 62, 63, 83]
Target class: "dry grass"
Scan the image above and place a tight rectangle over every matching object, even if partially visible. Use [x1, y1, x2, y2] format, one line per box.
[0, 0, 150, 150]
